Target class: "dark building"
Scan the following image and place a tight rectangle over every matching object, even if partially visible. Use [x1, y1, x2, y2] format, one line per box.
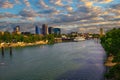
[35, 26, 41, 34]
[42, 24, 48, 35]
[13, 25, 20, 32]
[48, 27, 53, 34]
[53, 28, 61, 35]
[13, 25, 21, 34]
[21, 32, 31, 35]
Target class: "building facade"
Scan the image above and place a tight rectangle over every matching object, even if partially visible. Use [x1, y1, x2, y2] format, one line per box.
[48, 27, 53, 34]
[13, 26, 21, 34]
[42, 24, 48, 35]
[53, 28, 61, 35]
[35, 26, 41, 34]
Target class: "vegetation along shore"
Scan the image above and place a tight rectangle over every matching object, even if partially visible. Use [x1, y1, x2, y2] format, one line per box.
[0, 32, 57, 48]
[100, 28, 120, 80]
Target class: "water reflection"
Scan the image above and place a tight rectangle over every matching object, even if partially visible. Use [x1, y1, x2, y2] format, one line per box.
[0, 40, 106, 80]
[56, 64, 105, 80]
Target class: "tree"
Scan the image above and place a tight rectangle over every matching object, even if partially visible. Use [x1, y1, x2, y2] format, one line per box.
[101, 28, 120, 79]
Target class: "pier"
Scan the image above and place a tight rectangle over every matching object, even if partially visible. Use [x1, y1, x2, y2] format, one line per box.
[1, 46, 13, 57]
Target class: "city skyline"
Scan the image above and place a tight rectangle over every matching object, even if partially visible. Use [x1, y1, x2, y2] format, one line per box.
[0, 0, 120, 33]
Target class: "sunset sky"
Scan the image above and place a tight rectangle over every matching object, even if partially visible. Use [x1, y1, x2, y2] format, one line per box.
[0, 0, 120, 33]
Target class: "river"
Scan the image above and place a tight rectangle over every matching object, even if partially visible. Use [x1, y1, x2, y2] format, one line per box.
[0, 40, 106, 80]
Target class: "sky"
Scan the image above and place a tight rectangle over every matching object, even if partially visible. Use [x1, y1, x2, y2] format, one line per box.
[0, 0, 120, 33]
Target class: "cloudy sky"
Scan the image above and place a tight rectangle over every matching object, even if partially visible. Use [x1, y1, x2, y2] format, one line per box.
[0, 0, 120, 33]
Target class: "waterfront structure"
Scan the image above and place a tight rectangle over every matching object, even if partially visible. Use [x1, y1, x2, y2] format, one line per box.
[48, 27, 53, 34]
[71, 32, 78, 36]
[13, 26, 21, 34]
[54, 38, 62, 43]
[53, 28, 61, 35]
[35, 26, 41, 35]
[42, 24, 48, 35]
[73, 36, 85, 42]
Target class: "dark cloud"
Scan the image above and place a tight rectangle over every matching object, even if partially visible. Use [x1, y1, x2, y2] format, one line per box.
[19, 9, 38, 17]
[110, 4, 120, 9]
[77, 6, 89, 13]
[39, 9, 56, 14]
[0, 13, 17, 18]
[49, 13, 96, 24]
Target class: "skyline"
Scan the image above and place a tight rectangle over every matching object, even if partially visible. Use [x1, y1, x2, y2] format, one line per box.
[0, 0, 120, 33]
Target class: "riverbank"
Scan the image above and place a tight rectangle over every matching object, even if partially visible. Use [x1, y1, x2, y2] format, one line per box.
[104, 55, 117, 67]
[0, 40, 48, 48]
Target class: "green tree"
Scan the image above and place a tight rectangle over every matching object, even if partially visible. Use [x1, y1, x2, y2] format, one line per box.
[101, 28, 120, 79]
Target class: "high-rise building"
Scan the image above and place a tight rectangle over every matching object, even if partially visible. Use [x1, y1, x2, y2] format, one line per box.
[13, 25, 21, 34]
[35, 26, 41, 34]
[53, 28, 61, 35]
[16, 26, 20, 32]
[13, 26, 20, 32]
[48, 27, 53, 34]
[42, 24, 48, 35]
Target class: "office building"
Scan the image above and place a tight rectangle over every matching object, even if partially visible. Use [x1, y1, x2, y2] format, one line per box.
[13, 25, 21, 34]
[48, 27, 53, 34]
[42, 24, 48, 35]
[53, 28, 61, 35]
[35, 26, 41, 34]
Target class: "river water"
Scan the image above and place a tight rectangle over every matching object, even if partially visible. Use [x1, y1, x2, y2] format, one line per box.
[0, 40, 106, 80]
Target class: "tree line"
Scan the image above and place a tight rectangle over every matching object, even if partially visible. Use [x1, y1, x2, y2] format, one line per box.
[0, 32, 61, 44]
[100, 28, 120, 80]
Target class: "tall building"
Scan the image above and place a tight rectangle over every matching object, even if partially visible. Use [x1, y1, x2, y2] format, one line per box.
[13, 25, 21, 34]
[48, 27, 53, 34]
[53, 28, 61, 35]
[100, 28, 104, 37]
[35, 26, 41, 34]
[42, 24, 48, 35]
[13, 26, 20, 32]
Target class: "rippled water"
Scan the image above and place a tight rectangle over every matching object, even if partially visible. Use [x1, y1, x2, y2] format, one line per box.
[0, 40, 106, 80]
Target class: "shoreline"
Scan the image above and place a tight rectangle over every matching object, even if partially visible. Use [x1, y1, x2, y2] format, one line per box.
[0, 40, 48, 48]
[104, 55, 117, 67]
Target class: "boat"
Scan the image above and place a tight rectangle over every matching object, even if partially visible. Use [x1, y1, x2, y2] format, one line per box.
[73, 37, 85, 42]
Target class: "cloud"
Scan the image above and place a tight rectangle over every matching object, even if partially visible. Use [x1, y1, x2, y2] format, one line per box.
[99, 0, 113, 4]
[0, 12, 17, 18]
[54, 0, 63, 6]
[0, 1, 14, 8]
[38, 8, 60, 16]
[66, 6, 73, 12]
[82, 0, 113, 4]
[14, 0, 21, 4]
[19, 9, 38, 17]
[38, 0, 49, 8]
[110, 4, 120, 9]
[0, 0, 120, 33]
[50, 0, 64, 6]
[77, 6, 89, 13]
[24, 0, 30, 7]
[84, 1, 93, 8]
